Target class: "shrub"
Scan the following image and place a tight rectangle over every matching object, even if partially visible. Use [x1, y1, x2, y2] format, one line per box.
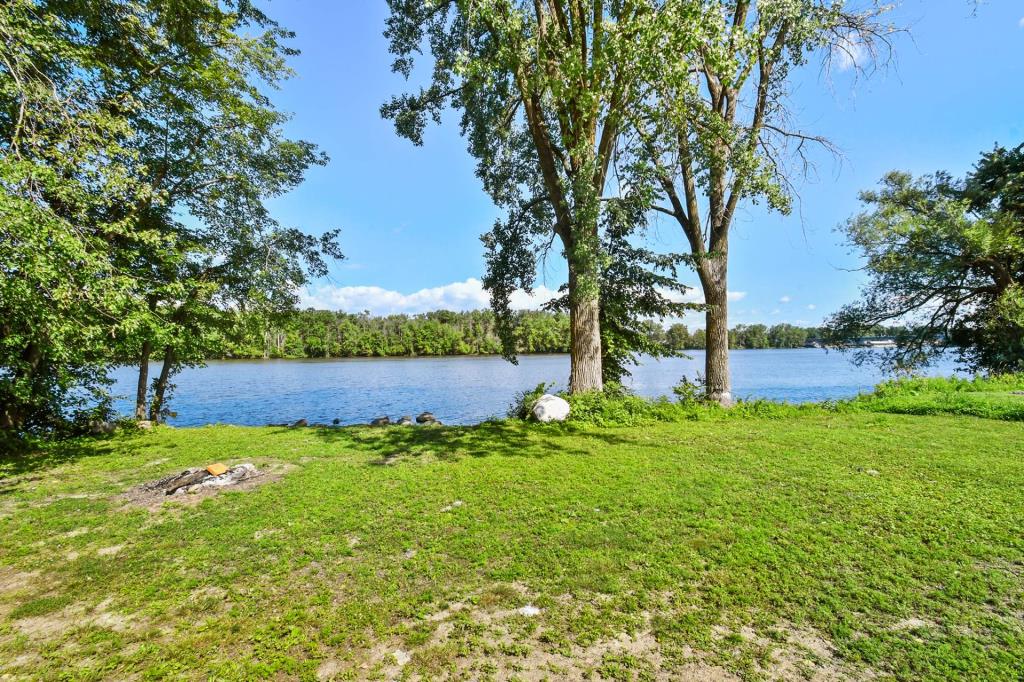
[507, 382, 554, 420]
[671, 374, 707, 405]
[844, 374, 1024, 421]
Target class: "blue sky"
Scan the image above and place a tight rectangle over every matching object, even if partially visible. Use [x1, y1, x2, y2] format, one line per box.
[260, 0, 1024, 328]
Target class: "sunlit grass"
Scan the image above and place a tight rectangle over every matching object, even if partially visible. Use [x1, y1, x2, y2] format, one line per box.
[1, 406, 1022, 680]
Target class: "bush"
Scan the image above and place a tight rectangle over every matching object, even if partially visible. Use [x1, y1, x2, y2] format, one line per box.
[507, 382, 554, 420]
[671, 374, 707, 405]
[510, 374, 1024, 427]
[843, 374, 1024, 421]
[566, 389, 675, 427]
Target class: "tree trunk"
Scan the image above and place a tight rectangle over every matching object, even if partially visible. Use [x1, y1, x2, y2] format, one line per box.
[134, 340, 152, 420]
[700, 259, 733, 406]
[149, 345, 175, 423]
[0, 343, 44, 431]
[568, 268, 603, 393]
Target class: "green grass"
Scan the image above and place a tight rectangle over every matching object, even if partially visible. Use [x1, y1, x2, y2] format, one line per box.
[845, 375, 1024, 421]
[1, 408, 1023, 679]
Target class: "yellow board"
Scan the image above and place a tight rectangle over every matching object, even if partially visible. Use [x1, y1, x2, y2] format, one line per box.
[206, 463, 229, 476]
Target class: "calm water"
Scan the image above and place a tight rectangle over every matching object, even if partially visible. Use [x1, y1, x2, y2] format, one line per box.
[107, 350, 961, 427]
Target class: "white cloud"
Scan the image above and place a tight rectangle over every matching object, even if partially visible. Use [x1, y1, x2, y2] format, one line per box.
[302, 279, 749, 318]
[770, 308, 781, 315]
[1019, 16, 1024, 28]
[658, 287, 747, 305]
[299, 278, 562, 316]
[779, 295, 792, 304]
[807, 304, 817, 311]
[833, 34, 867, 71]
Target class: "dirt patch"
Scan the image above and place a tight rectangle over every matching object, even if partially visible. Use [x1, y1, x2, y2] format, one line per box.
[890, 617, 936, 632]
[316, 658, 344, 681]
[716, 623, 869, 681]
[11, 596, 141, 640]
[0, 652, 42, 675]
[120, 462, 292, 510]
[314, 586, 870, 681]
[0, 568, 38, 594]
[0, 568, 39, 619]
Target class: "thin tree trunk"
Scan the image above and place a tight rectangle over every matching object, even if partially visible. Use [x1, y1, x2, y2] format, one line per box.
[149, 345, 175, 423]
[134, 340, 152, 420]
[700, 259, 733, 406]
[568, 268, 603, 393]
[1, 343, 44, 431]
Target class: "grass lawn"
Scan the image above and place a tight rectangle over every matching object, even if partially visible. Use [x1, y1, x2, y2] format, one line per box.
[1, 411, 1023, 680]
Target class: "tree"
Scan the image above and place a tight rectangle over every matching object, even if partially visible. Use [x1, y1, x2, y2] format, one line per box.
[545, 185, 697, 382]
[107, 1, 341, 423]
[630, 0, 894, 403]
[0, 0, 339, 433]
[1, 0, 168, 433]
[825, 144, 1024, 373]
[768, 323, 808, 348]
[382, 0, 673, 392]
[666, 323, 691, 350]
[733, 324, 769, 349]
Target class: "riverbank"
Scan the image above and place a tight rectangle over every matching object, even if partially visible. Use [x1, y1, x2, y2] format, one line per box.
[2, 386, 1022, 679]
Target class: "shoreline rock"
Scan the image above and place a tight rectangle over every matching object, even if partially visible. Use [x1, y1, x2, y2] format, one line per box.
[532, 394, 570, 423]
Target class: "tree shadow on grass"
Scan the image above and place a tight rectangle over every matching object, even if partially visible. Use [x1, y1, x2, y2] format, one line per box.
[0, 437, 117, 489]
[309, 420, 640, 463]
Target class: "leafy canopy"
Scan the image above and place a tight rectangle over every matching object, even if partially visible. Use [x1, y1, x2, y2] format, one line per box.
[382, 0, 696, 384]
[826, 143, 1024, 373]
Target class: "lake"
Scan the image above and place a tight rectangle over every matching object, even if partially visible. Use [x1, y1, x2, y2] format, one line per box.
[107, 349, 961, 427]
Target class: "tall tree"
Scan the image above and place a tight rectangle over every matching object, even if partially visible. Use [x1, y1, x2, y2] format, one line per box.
[1, 0, 164, 432]
[0, 0, 339, 433]
[100, 1, 342, 423]
[825, 144, 1024, 373]
[630, 0, 894, 403]
[546, 186, 697, 382]
[382, 0, 671, 392]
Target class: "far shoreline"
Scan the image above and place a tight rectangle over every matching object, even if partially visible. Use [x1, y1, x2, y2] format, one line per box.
[192, 347, 838, 364]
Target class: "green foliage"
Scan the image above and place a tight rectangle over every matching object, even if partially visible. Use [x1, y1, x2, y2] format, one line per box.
[223, 309, 568, 359]
[845, 374, 1024, 421]
[506, 382, 553, 421]
[221, 308, 835, 360]
[671, 375, 707, 404]
[826, 143, 1024, 374]
[0, 0, 339, 434]
[0, 0, 161, 433]
[565, 389, 679, 427]
[383, 1, 691, 390]
[504, 374, 1024, 427]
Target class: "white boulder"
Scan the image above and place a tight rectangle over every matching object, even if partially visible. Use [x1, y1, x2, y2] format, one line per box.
[532, 394, 570, 423]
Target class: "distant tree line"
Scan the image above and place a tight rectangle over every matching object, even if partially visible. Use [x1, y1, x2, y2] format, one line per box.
[223, 310, 568, 359]
[219, 310, 909, 359]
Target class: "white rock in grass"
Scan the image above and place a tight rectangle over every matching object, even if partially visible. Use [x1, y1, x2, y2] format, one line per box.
[393, 649, 411, 666]
[518, 604, 541, 617]
[532, 394, 570, 423]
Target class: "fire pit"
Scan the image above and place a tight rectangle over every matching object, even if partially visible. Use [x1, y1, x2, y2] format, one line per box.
[122, 461, 290, 510]
[143, 463, 261, 496]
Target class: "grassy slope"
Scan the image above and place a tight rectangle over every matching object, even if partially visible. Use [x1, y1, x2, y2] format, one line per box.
[0, 413, 1022, 681]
